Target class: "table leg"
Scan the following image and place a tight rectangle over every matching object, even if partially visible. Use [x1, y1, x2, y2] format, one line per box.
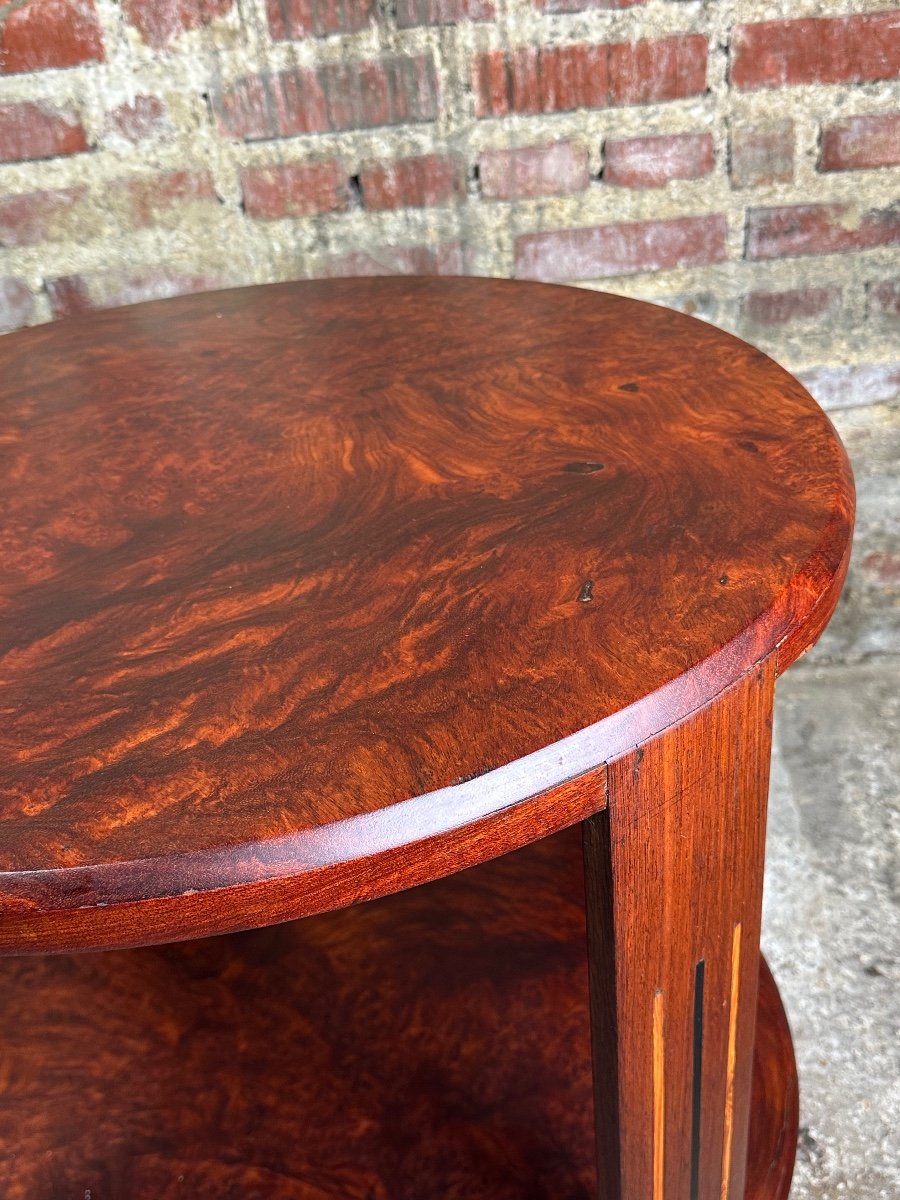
[583, 661, 776, 1200]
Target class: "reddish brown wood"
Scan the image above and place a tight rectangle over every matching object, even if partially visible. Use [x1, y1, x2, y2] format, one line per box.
[748, 958, 800, 1200]
[584, 664, 776, 1200]
[0, 278, 853, 954]
[0, 827, 795, 1200]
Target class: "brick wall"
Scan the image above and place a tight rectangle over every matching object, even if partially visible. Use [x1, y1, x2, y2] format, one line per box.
[0, 0, 898, 393]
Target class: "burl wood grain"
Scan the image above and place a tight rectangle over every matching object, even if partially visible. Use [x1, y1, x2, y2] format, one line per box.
[0, 278, 853, 951]
[0, 828, 795, 1200]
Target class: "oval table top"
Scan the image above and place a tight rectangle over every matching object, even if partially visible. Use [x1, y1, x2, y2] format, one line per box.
[0, 278, 853, 953]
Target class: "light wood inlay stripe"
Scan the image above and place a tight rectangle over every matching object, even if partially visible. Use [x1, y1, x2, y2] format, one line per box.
[720, 923, 742, 1200]
[653, 988, 665, 1200]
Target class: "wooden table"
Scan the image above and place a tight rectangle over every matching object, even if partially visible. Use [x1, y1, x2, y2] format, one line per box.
[0, 278, 853, 1199]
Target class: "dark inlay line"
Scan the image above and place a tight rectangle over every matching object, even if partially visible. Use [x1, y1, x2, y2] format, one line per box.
[691, 959, 706, 1200]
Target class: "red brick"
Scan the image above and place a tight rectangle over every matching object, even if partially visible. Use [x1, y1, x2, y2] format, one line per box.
[473, 52, 508, 119]
[0, 185, 87, 248]
[798, 362, 900, 410]
[241, 160, 350, 219]
[0, 277, 34, 332]
[0, 102, 88, 163]
[729, 122, 794, 189]
[731, 13, 900, 91]
[45, 275, 92, 318]
[104, 96, 168, 143]
[868, 279, 900, 316]
[515, 214, 727, 281]
[395, 0, 493, 24]
[861, 551, 900, 583]
[746, 203, 900, 261]
[46, 270, 224, 318]
[536, 0, 645, 11]
[109, 271, 223, 306]
[742, 287, 839, 326]
[360, 153, 463, 210]
[0, 0, 103, 74]
[321, 243, 467, 277]
[604, 132, 713, 188]
[113, 170, 218, 228]
[473, 35, 706, 118]
[122, 0, 234, 50]
[266, 0, 374, 39]
[609, 35, 707, 105]
[479, 140, 589, 200]
[215, 56, 439, 140]
[214, 70, 328, 140]
[820, 113, 900, 172]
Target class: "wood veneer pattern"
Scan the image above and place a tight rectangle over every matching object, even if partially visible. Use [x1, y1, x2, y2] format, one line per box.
[0, 279, 853, 951]
[0, 827, 797, 1200]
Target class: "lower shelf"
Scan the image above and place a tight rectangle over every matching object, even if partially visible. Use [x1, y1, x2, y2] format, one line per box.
[0, 826, 797, 1199]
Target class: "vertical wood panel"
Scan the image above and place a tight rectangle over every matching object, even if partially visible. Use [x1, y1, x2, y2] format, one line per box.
[584, 660, 775, 1200]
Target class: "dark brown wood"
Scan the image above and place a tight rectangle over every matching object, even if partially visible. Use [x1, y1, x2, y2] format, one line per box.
[0, 278, 853, 954]
[0, 827, 796, 1200]
[584, 663, 775, 1200]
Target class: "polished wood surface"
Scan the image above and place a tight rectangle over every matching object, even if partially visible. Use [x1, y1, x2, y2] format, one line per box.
[0, 827, 796, 1200]
[585, 664, 775, 1200]
[0, 278, 853, 953]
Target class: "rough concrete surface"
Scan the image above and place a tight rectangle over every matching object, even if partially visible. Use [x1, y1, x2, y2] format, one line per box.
[766, 661, 899, 1199]
[763, 380, 899, 1199]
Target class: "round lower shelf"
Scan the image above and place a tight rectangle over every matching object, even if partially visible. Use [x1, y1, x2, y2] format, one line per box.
[0, 827, 797, 1199]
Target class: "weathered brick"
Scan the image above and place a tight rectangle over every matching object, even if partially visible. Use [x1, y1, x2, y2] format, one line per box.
[860, 551, 900, 584]
[104, 96, 169, 143]
[122, 0, 234, 50]
[395, 0, 493, 26]
[604, 132, 713, 188]
[0, 0, 104, 74]
[321, 243, 467, 276]
[44, 275, 92, 318]
[215, 56, 439, 140]
[820, 114, 900, 173]
[46, 270, 224, 318]
[658, 291, 721, 325]
[742, 286, 839, 326]
[0, 186, 88, 248]
[730, 122, 794, 189]
[798, 362, 900, 410]
[479, 141, 589, 200]
[731, 13, 900, 91]
[859, 552, 900, 585]
[473, 34, 706, 118]
[536, 0, 645, 12]
[746, 203, 900, 261]
[867, 279, 900, 316]
[241, 160, 350, 219]
[0, 277, 34, 332]
[213, 71, 328, 140]
[515, 214, 727, 281]
[266, 0, 374, 39]
[360, 153, 463, 210]
[112, 170, 218, 228]
[0, 103, 88, 163]
[609, 35, 707, 106]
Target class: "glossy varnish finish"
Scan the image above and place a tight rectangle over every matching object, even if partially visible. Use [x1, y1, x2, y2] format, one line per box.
[584, 664, 775, 1200]
[0, 278, 853, 952]
[0, 279, 849, 1200]
[0, 828, 796, 1200]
